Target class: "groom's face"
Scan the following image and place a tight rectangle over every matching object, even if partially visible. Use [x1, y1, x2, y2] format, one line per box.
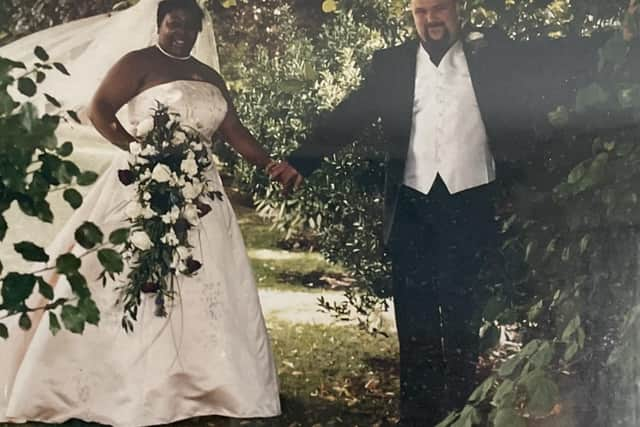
[411, 0, 460, 48]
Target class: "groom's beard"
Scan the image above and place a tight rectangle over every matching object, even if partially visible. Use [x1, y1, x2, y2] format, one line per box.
[421, 24, 454, 66]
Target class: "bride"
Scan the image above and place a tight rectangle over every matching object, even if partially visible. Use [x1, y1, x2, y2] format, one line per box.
[0, 0, 296, 424]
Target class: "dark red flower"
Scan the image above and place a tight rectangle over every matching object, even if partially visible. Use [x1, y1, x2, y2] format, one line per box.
[141, 282, 159, 293]
[184, 257, 202, 274]
[118, 169, 136, 186]
[195, 200, 212, 218]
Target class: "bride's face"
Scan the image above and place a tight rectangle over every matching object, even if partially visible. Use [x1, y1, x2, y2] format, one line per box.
[157, 9, 200, 58]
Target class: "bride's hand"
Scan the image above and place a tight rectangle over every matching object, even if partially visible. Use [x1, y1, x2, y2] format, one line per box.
[268, 161, 303, 195]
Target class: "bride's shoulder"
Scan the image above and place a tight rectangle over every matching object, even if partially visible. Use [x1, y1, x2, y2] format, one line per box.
[110, 47, 155, 71]
[191, 58, 225, 85]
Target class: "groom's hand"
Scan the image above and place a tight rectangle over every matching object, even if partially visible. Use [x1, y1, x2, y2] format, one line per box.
[269, 161, 304, 195]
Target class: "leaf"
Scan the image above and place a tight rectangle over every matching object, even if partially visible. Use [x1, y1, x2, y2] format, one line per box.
[13, 241, 49, 262]
[61, 305, 85, 334]
[564, 341, 579, 362]
[520, 339, 542, 358]
[37, 277, 54, 300]
[109, 228, 130, 245]
[74, 221, 103, 249]
[220, 0, 237, 7]
[567, 162, 586, 184]
[0, 215, 6, 241]
[79, 298, 100, 326]
[530, 341, 554, 368]
[469, 375, 494, 403]
[322, 0, 338, 13]
[561, 315, 581, 342]
[35, 71, 46, 83]
[56, 253, 81, 274]
[49, 312, 61, 336]
[98, 249, 124, 274]
[1, 273, 37, 307]
[44, 93, 61, 108]
[498, 355, 522, 377]
[527, 300, 544, 321]
[57, 141, 73, 157]
[53, 62, 70, 76]
[17, 77, 37, 97]
[0, 323, 7, 339]
[63, 188, 83, 209]
[34, 45, 50, 61]
[576, 82, 609, 113]
[492, 379, 515, 406]
[77, 171, 98, 186]
[67, 110, 81, 124]
[68, 273, 90, 298]
[35, 200, 54, 223]
[494, 408, 526, 427]
[524, 373, 559, 417]
[18, 313, 32, 331]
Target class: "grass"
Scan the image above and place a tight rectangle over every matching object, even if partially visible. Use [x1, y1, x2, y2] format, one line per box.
[235, 203, 350, 293]
[1, 322, 400, 427]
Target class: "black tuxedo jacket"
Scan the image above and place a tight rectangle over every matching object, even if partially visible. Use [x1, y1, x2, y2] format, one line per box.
[288, 32, 611, 245]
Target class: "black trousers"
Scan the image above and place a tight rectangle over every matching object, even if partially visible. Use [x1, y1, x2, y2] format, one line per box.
[388, 176, 498, 426]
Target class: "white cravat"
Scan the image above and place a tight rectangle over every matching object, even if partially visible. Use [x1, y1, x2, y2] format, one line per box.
[403, 41, 495, 195]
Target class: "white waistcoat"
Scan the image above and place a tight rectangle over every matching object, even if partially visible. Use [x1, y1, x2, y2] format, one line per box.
[403, 41, 496, 195]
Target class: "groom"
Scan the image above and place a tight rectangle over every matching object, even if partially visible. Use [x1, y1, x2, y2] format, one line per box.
[273, 0, 637, 424]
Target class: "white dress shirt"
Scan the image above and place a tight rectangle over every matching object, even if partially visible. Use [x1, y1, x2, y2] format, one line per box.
[403, 41, 496, 195]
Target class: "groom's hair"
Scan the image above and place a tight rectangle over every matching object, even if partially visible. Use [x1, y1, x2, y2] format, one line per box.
[157, 0, 205, 32]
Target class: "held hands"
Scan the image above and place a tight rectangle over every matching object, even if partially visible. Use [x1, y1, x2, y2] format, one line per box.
[266, 160, 304, 195]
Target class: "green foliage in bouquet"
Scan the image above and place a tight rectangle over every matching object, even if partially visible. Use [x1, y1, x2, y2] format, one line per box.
[111, 104, 222, 332]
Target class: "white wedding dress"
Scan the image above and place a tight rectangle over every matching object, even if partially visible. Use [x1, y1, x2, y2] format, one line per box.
[0, 80, 281, 426]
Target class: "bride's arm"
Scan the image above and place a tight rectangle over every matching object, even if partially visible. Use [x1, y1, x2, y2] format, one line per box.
[87, 52, 142, 151]
[214, 80, 273, 169]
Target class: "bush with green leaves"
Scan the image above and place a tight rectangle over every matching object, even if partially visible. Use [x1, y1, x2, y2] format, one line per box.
[0, 48, 124, 338]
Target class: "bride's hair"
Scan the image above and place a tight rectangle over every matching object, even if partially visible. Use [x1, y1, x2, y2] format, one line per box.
[157, 0, 205, 32]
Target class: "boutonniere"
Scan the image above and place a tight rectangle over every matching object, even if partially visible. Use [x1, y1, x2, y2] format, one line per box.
[465, 31, 488, 55]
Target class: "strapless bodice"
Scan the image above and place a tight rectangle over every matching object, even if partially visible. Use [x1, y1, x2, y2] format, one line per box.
[125, 80, 228, 141]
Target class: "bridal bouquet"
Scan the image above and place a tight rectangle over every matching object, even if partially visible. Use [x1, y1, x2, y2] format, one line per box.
[115, 103, 222, 331]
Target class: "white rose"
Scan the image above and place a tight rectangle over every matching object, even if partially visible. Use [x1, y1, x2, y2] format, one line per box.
[160, 229, 179, 247]
[140, 145, 158, 156]
[142, 205, 155, 219]
[135, 156, 149, 165]
[176, 245, 191, 259]
[182, 181, 203, 200]
[151, 163, 172, 183]
[172, 132, 187, 146]
[125, 201, 144, 220]
[129, 141, 142, 156]
[180, 158, 198, 177]
[130, 231, 153, 251]
[139, 169, 152, 181]
[183, 203, 199, 226]
[135, 118, 154, 137]
[161, 206, 181, 224]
